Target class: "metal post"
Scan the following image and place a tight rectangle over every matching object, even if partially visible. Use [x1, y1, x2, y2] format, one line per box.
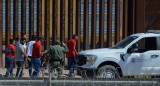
[83, 0, 89, 50]
[13, 0, 18, 39]
[128, 0, 135, 35]
[5, 0, 11, 46]
[107, 0, 113, 47]
[0, 0, 3, 67]
[44, 0, 50, 50]
[135, 0, 145, 33]
[76, 0, 81, 52]
[49, 73, 51, 86]
[99, 0, 105, 48]
[37, 0, 42, 37]
[52, 0, 58, 45]
[29, 0, 34, 40]
[21, 0, 26, 36]
[123, 0, 128, 39]
[91, 0, 97, 49]
[60, 0, 65, 42]
[68, 0, 73, 40]
[115, 0, 120, 44]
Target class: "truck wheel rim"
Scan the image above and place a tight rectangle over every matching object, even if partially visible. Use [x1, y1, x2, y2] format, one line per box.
[102, 70, 115, 78]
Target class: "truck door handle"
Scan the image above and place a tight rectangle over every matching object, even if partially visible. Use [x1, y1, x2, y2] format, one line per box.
[151, 55, 159, 58]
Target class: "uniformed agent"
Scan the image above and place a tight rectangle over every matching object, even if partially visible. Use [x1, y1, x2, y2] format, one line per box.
[47, 40, 68, 78]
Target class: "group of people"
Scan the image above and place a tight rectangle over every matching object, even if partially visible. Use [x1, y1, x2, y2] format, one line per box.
[5, 33, 79, 78]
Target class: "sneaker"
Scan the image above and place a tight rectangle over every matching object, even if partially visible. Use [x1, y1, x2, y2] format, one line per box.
[10, 74, 15, 77]
[67, 74, 73, 77]
[45, 73, 49, 76]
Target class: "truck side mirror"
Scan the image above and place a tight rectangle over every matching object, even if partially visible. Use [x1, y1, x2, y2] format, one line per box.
[127, 43, 139, 53]
[131, 43, 139, 53]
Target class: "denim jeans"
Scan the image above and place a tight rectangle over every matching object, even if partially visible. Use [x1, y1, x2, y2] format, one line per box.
[69, 56, 77, 75]
[28, 56, 33, 77]
[5, 56, 14, 77]
[16, 61, 24, 78]
[31, 57, 41, 78]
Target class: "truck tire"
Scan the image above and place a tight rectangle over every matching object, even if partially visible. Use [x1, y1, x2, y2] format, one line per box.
[97, 65, 120, 78]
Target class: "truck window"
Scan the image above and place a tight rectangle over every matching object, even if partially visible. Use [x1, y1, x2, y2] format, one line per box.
[157, 37, 160, 50]
[136, 37, 157, 53]
[112, 36, 138, 49]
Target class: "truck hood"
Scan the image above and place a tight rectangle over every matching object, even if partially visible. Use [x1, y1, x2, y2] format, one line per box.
[79, 48, 125, 56]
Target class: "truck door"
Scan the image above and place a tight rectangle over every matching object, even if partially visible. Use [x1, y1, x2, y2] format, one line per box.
[147, 37, 160, 75]
[125, 37, 159, 76]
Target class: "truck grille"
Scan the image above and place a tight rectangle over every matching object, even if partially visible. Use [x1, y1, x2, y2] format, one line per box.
[77, 55, 86, 66]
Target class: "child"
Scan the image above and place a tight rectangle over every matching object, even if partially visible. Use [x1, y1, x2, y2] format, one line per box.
[41, 56, 47, 77]
[41, 57, 47, 69]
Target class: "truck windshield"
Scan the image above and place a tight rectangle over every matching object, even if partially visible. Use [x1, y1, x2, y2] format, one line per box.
[112, 36, 138, 49]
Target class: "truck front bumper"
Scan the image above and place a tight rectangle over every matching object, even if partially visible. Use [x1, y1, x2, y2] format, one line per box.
[77, 67, 97, 77]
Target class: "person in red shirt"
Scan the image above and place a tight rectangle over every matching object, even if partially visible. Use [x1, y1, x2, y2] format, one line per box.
[5, 39, 15, 77]
[67, 34, 79, 77]
[31, 36, 47, 78]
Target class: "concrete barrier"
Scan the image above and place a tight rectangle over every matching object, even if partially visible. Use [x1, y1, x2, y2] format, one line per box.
[0, 79, 159, 86]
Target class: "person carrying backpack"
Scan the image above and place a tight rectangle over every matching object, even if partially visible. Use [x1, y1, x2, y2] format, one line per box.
[5, 39, 15, 77]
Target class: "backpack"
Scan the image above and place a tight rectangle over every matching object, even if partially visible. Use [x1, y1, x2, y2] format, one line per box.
[6, 46, 12, 54]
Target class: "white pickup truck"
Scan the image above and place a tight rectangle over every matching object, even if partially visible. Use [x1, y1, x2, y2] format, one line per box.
[77, 30, 160, 78]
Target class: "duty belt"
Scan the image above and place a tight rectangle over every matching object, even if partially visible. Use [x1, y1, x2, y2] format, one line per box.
[49, 59, 62, 63]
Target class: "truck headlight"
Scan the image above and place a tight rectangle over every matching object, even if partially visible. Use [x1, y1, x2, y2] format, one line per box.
[86, 55, 97, 66]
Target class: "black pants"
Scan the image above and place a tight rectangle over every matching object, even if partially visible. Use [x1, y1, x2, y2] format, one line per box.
[16, 61, 24, 78]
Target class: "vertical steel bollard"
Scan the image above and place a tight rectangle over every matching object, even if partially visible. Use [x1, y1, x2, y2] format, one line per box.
[49, 73, 51, 86]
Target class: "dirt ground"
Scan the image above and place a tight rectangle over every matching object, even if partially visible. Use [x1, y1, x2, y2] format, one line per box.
[0, 68, 81, 78]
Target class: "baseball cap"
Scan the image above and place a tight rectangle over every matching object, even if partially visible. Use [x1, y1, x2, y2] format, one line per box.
[55, 40, 60, 45]
[39, 36, 46, 41]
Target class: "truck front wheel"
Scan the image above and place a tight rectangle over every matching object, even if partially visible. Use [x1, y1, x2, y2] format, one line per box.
[97, 65, 120, 78]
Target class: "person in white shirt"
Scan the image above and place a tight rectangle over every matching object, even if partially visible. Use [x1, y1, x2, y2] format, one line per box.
[26, 35, 37, 77]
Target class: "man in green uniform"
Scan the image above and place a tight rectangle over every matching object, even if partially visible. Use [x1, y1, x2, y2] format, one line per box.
[47, 40, 68, 78]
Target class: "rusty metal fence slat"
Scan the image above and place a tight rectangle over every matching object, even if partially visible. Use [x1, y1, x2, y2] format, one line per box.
[0, 0, 3, 67]
[123, 0, 128, 39]
[91, 0, 97, 49]
[83, 0, 89, 50]
[37, 0, 42, 37]
[99, 0, 105, 48]
[60, 0, 65, 42]
[115, 0, 120, 44]
[76, 0, 81, 52]
[107, 0, 113, 47]
[44, 0, 50, 50]
[52, 0, 58, 45]
[21, 0, 26, 37]
[29, 0, 34, 40]
[68, 0, 73, 40]
[5, 0, 11, 47]
[13, 0, 18, 39]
